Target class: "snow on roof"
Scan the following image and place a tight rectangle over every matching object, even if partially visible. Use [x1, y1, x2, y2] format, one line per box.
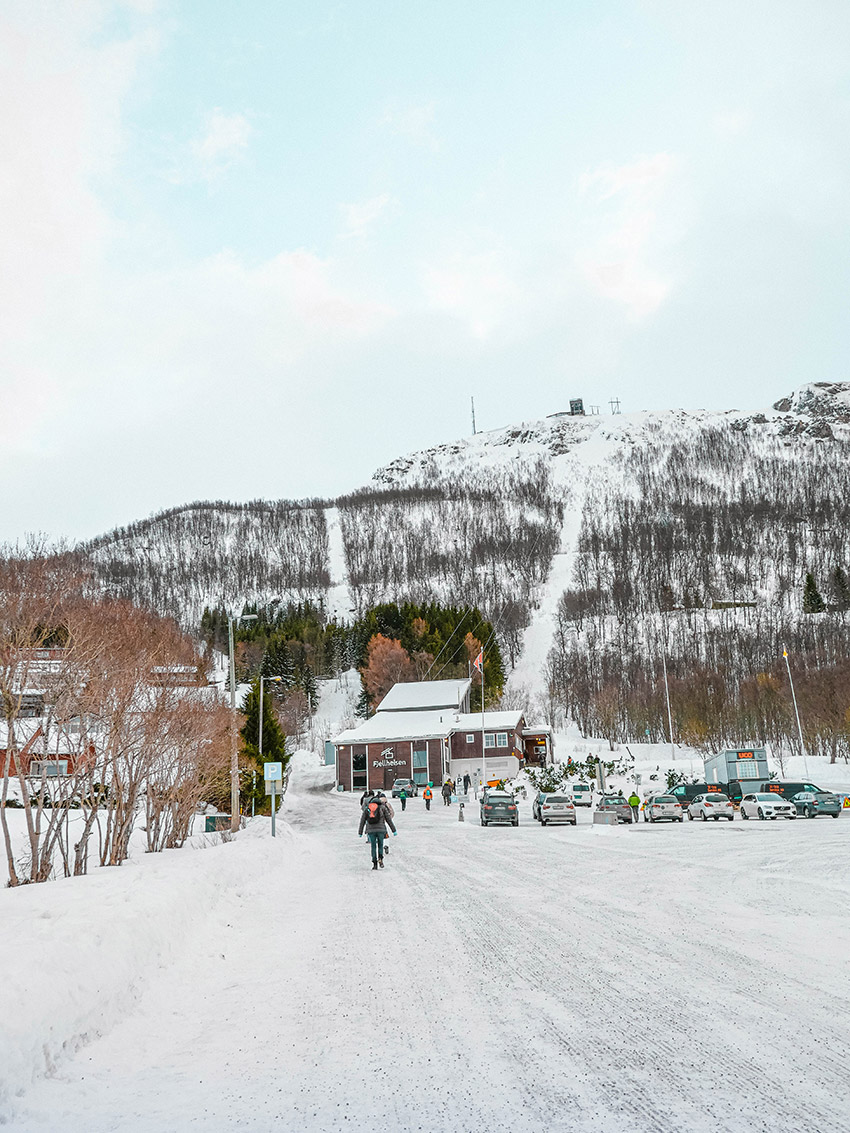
[376, 679, 471, 713]
[334, 707, 524, 745]
[334, 710, 454, 745]
[454, 711, 524, 730]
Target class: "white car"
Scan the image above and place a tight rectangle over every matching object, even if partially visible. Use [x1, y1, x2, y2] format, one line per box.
[687, 793, 734, 822]
[571, 783, 593, 807]
[643, 795, 684, 823]
[740, 793, 797, 820]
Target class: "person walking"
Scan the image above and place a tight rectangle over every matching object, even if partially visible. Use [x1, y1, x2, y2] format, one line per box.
[463, 773, 471, 794]
[628, 790, 641, 824]
[360, 788, 373, 808]
[442, 780, 452, 806]
[359, 795, 397, 869]
[423, 785, 433, 811]
[399, 787, 408, 811]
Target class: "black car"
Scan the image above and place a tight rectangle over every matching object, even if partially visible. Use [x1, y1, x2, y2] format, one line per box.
[480, 792, 519, 827]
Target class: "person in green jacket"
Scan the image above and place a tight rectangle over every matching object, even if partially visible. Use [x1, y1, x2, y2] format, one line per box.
[628, 791, 641, 823]
[399, 787, 408, 811]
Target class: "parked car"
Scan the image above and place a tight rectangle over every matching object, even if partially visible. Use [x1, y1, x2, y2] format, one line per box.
[596, 795, 633, 823]
[643, 795, 684, 823]
[571, 783, 593, 807]
[791, 790, 841, 819]
[687, 793, 734, 822]
[391, 778, 418, 798]
[755, 780, 823, 801]
[538, 795, 577, 826]
[667, 782, 727, 808]
[480, 791, 519, 827]
[740, 793, 797, 820]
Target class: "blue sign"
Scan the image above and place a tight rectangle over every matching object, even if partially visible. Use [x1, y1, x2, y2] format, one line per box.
[264, 762, 282, 781]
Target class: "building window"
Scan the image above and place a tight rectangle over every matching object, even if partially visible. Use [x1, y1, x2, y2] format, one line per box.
[412, 744, 428, 786]
[352, 749, 367, 790]
[466, 733, 475, 743]
[484, 733, 495, 749]
[496, 732, 508, 747]
[737, 760, 759, 779]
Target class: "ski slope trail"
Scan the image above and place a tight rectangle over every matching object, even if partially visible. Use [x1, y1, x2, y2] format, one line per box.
[9, 762, 850, 1132]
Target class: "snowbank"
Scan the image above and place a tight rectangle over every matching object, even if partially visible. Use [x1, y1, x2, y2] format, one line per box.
[0, 828, 286, 1123]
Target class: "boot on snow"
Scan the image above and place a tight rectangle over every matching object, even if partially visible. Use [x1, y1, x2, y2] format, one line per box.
[372, 861, 378, 870]
[378, 857, 384, 868]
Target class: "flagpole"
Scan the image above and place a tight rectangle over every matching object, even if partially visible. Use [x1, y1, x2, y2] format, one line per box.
[661, 650, 675, 763]
[481, 655, 486, 790]
[783, 645, 810, 778]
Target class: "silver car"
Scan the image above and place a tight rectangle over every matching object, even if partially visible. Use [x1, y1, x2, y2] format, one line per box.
[538, 794, 577, 826]
[740, 793, 797, 820]
[687, 793, 734, 822]
[596, 795, 633, 824]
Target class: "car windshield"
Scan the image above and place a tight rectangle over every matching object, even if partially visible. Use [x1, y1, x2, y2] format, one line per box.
[488, 794, 513, 802]
[813, 792, 835, 799]
[546, 796, 570, 804]
[573, 784, 590, 791]
[654, 796, 676, 803]
[755, 794, 782, 802]
[603, 797, 626, 804]
[705, 795, 729, 802]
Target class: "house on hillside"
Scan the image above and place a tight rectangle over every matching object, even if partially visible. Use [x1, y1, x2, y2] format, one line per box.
[333, 679, 552, 792]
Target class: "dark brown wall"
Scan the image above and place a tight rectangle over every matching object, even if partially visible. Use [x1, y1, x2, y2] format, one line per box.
[336, 737, 446, 790]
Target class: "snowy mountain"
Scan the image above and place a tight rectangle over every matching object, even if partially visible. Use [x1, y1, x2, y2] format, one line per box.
[80, 382, 850, 703]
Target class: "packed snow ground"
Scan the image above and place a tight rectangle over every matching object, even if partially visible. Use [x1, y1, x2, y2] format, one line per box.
[3, 753, 849, 1132]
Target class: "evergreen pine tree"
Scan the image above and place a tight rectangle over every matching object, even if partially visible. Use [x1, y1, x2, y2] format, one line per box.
[355, 684, 372, 719]
[802, 572, 826, 613]
[240, 679, 288, 815]
[261, 638, 295, 686]
[830, 566, 850, 611]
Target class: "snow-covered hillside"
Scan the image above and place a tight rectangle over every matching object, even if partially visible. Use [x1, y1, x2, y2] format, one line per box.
[78, 382, 850, 705]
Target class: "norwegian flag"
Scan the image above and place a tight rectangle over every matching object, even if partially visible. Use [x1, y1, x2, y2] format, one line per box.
[473, 649, 484, 674]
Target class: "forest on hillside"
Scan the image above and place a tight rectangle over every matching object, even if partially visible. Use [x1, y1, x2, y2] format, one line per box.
[546, 427, 850, 762]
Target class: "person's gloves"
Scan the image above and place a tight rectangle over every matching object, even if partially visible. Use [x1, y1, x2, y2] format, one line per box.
[393, 831, 398, 836]
[359, 834, 363, 838]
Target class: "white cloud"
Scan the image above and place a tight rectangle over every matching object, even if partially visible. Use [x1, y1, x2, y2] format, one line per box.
[381, 101, 440, 151]
[189, 109, 253, 179]
[422, 249, 519, 339]
[575, 153, 679, 321]
[339, 193, 393, 239]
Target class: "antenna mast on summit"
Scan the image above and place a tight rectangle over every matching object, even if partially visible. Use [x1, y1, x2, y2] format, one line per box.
[471, 396, 477, 435]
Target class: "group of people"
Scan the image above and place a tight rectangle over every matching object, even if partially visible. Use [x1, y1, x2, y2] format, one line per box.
[356, 773, 475, 870]
[440, 773, 472, 804]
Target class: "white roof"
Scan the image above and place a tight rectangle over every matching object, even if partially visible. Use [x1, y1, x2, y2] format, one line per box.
[454, 711, 524, 730]
[376, 679, 471, 713]
[334, 707, 524, 746]
[334, 710, 453, 745]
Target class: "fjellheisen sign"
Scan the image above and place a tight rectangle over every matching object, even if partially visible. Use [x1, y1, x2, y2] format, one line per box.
[372, 747, 406, 769]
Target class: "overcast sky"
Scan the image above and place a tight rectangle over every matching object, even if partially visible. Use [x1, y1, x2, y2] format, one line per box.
[2, 0, 849, 543]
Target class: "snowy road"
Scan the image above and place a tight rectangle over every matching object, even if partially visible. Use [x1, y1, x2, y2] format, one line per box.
[7, 762, 850, 1133]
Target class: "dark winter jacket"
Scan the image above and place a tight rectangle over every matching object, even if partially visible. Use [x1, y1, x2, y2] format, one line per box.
[441, 783, 452, 798]
[358, 800, 397, 837]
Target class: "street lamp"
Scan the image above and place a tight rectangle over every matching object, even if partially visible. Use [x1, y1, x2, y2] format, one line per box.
[229, 612, 257, 833]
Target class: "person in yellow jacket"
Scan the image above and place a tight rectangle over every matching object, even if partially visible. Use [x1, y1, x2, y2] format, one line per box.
[628, 791, 641, 824]
[422, 785, 433, 811]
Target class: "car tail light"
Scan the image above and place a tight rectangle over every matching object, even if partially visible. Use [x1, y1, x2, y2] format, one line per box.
[543, 804, 551, 809]
[484, 805, 492, 811]
[674, 803, 681, 808]
[508, 806, 516, 811]
[704, 802, 712, 807]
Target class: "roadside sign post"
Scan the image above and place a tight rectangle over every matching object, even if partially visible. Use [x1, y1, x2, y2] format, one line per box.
[264, 761, 283, 838]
